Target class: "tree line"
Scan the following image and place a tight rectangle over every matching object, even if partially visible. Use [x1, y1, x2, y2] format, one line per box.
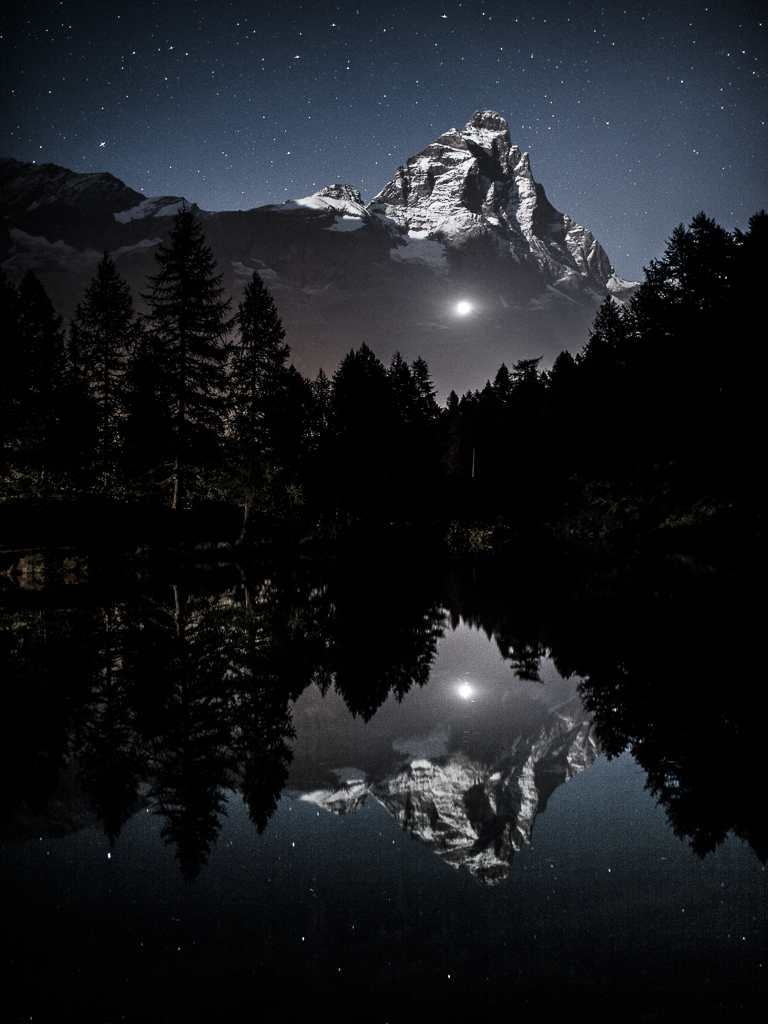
[441, 208, 765, 538]
[1, 205, 763, 541]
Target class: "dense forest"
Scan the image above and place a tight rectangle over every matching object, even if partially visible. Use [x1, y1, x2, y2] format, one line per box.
[1, 205, 764, 549]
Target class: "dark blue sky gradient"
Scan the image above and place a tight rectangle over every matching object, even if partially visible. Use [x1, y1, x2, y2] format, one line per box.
[1, 0, 765, 280]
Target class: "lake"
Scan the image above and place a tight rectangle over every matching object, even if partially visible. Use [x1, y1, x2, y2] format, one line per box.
[1, 544, 765, 1021]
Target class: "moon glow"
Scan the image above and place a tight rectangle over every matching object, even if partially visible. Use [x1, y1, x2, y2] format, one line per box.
[456, 301, 472, 315]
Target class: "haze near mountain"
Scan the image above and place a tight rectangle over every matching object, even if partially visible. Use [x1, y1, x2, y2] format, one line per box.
[0, 111, 638, 396]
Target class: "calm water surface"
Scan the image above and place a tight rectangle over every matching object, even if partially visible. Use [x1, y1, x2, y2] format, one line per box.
[1, 552, 765, 1021]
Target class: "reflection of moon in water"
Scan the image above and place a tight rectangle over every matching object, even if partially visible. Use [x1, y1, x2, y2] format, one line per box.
[458, 683, 473, 699]
[456, 301, 472, 315]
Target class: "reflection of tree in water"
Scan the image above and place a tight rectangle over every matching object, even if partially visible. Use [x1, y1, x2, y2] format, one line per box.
[227, 568, 306, 832]
[0, 605, 92, 826]
[567, 564, 766, 862]
[2, 544, 760, 872]
[444, 559, 554, 683]
[446, 550, 766, 863]
[143, 585, 236, 880]
[73, 606, 147, 844]
[326, 553, 446, 720]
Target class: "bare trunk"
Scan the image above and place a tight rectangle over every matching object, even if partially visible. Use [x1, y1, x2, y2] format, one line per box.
[235, 503, 251, 547]
[172, 455, 181, 510]
[236, 562, 251, 607]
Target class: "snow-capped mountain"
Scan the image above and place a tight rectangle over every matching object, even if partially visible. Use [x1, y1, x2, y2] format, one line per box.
[296, 703, 596, 884]
[370, 110, 629, 299]
[286, 644, 599, 884]
[0, 112, 638, 395]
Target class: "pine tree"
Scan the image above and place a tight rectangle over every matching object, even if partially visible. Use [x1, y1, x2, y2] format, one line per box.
[580, 296, 627, 369]
[16, 272, 69, 495]
[122, 328, 175, 498]
[388, 351, 419, 425]
[489, 364, 512, 404]
[144, 205, 232, 509]
[227, 272, 292, 541]
[73, 254, 137, 492]
[411, 357, 440, 423]
[63, 319, 100, 493]
[0, 271, 21, 486]
[330, 344, 394, 517]
[311, 367, 331, 435]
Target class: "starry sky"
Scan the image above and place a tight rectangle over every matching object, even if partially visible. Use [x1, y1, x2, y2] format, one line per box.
[1, 0, 765, 281]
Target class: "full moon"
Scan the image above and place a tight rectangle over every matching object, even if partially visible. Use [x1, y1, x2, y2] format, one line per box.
[456, 301, 472, 315]
[458, 683, 473, 699]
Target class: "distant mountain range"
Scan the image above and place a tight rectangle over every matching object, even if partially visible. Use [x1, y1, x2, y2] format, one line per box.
[0, 111, 639, 396]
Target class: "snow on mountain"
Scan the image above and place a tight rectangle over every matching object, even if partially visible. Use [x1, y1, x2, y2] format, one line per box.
[0, 114, 640, 394]
[369, 110, 626, 300]
[113, 197, 188, 223]
[288, 673, 599, 885]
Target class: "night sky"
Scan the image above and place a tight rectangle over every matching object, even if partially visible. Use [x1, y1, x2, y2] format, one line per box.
[1, 0, 765, 282]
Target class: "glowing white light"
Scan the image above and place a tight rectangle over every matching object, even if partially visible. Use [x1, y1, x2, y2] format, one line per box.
[456, 301, 472, 315]
[458, 683, 473, 699]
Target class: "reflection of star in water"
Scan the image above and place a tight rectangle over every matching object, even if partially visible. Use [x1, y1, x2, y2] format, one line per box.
[456, 301, 472, 315]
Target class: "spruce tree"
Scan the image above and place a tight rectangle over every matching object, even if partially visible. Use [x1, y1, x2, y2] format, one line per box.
[16, 272, 69, 495]
[73, 254, 136, 492]
[311, 367, 331, 435]
[411, 357, 440, 423]
[330, 344, 397, 518]
[227, 271, 291, 541]
[0, 271, 21, 486]
[388, 352, 419, 425]
[144, 205, 232, 509]
[579, 296, 627, 372]
[122, 328, 175, 499]
[63, 320, 100, 493]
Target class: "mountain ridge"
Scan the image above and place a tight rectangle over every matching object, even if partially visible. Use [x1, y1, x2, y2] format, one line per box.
[0, 112, 639, 396]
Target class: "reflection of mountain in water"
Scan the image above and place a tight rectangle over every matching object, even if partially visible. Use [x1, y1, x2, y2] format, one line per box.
[289, 627, 598, 883]
[1, 546, 762, 876]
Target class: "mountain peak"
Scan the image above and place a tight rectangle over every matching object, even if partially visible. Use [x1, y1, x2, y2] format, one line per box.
[461, 109, 513, 153]
[369, 110, 618, 293]
[465, 109, 509, 133]
[316, 183, 363, 206]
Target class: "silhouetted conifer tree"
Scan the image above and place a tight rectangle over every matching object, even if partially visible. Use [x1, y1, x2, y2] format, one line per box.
[73, 606, 145, 845]
[311, 367, 331, 431]
[122, 328, 175, 497]
[144, 205, 232, 509]
[15, 272, 69, 495]
[491, 363, 514, 404]
[330, 344, 396, 518]
[388, 351, 419, 424]
[146, 585, 234, 879]
[228, 271, 314, 541]
[0, 271, 22, 485]
[63, 320, 100, 492]
[72, 254, 137, 492]
[579, 297, 626, 372]
[411, 356, 441, 423]
[228, 271, 287, 539]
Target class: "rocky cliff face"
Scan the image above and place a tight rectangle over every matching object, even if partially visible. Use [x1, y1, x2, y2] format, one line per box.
[290, 680, 599, 884]
[0, 113, 638, 395]
[370, 110, 622, 298]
